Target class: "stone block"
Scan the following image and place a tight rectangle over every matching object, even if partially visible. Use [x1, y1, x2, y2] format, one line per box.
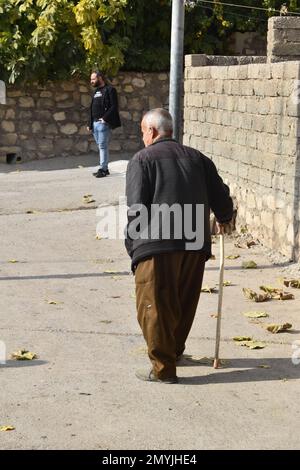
[8, 90, 22, 97]
[37, 98, 54, 108]
[0, 133, 17, 145]
[269, 17, 300, 30]
[5, 109, 15, 120]
[120, 111, 132, 121]
[127, 98, 144, 111]
[185, 54, 208, 67]
[273, 43, 300, 56]
[79, 94, 90, 108]
[124, 85, 134, 93]
[56, 100, 74, 109]
[261, 210, 274, 230]
[1, 121, 15, 133]
[61, 82, 76, 91]
[40, 91, 52, 98]
[32, 121, 42, 133]
[74, 140, 88, 153]
[132, 78, 145, 88]
[158, 73, 168, 81]
[45, 124, 58, 134]
[19, 97, 34, 107]
[60, 123, 78, 135]
[53, 112, 66, 121]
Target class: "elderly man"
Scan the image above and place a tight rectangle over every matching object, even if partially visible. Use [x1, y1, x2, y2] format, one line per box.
[125, 108, 233, 384]
[87, 71, 121, 178]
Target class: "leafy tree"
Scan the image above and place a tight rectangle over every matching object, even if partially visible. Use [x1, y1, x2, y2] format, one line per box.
[120, 0, 300, 69]
[0, 0, 128, 83]
[0, 0, 299, 81]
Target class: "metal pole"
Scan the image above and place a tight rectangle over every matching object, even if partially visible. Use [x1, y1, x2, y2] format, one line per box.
[169, 0, 185, 142]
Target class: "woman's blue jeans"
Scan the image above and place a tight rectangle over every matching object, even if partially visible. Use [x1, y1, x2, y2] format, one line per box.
[93, 121, 111, 171]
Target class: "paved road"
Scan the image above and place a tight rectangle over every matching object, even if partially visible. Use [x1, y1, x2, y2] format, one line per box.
[0, 154, 300, 449]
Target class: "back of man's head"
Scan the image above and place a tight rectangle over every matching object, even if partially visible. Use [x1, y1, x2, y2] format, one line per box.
[143, 108, 173, 136]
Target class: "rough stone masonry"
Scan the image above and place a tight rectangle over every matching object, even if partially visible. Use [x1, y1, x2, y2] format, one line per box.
[184, 17, 300, 261]
[0, 72, 169, 163]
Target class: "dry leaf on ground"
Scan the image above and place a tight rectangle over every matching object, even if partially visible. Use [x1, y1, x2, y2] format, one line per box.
[242, 260, 257, 269]
[243, 311, 269, 318]
[272, 292, 294, 300]
[201, 285, 217, 293]
[281, 278, 300, 289]
[242, 288, 270, 302]
[239, 340, 266, 349]
[233, 336, 252, 342]
[11, 350, 37, 360]
[0, 426, 15, 432]
[82, 194, 95, 204]
[260, 285, 282, 294]
[265, 323, 292, 334]
[226, 254, 240, 260]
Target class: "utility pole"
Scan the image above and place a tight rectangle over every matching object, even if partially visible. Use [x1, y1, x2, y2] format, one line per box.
[169, 0, 185, 142]
[0, 80, 6, 105]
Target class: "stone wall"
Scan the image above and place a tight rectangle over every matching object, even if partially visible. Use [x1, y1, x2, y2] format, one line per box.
[0, 72, 169, 162]
[184, 58, 300, 260]
[183, 16, 300, 260]
[267, 16, 300, 62]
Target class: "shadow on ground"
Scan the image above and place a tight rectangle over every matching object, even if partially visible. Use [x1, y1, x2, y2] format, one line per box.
[0, 152, 131, 174]
[0, 360, 47, 369]
[178, 357, 300, 385]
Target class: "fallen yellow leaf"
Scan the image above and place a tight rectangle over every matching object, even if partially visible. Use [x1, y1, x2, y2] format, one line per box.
[243, 311, 269, 318]
[239, 340, 266, 349]
[281, 278, 300, 289]
[82, 196, 95, 204]
[272, 292, 294, 301]
[242, 260, 257, 269]
[46, 300, 63, 305]
[201, 285, 217, 293]
[11, 350, 37, 360]
[266, 323, 292, 334]
[233, 336, 252, 342]
[226, 254, 240, 260]
[8, 259, 18, 263]
[243, 288, 270, 302]
[0, 426, 15, 432]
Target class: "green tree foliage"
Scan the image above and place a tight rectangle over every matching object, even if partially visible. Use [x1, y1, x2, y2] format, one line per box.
[0, 0, 299, 81]
[120, 0, 300, 70]
[0, 0, 128, 83]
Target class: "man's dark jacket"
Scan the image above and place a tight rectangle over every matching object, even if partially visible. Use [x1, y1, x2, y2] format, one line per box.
[125, 138, 233, 271]
[89, 84, 121, 130]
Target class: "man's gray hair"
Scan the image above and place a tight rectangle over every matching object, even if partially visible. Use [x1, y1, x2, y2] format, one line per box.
[143, 108, 173, 134]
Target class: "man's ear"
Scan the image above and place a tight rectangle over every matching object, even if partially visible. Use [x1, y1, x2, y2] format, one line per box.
[151, 127, 159, 139]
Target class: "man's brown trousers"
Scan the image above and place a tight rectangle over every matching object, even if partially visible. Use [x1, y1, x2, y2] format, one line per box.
[135, 251, 206, 380]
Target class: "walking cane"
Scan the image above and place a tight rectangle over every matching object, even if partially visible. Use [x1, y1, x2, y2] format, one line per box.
[213, 231, 225, 369]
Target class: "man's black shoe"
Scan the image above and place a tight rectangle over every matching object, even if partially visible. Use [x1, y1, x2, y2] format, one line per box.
[93, 169, 110, 178]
